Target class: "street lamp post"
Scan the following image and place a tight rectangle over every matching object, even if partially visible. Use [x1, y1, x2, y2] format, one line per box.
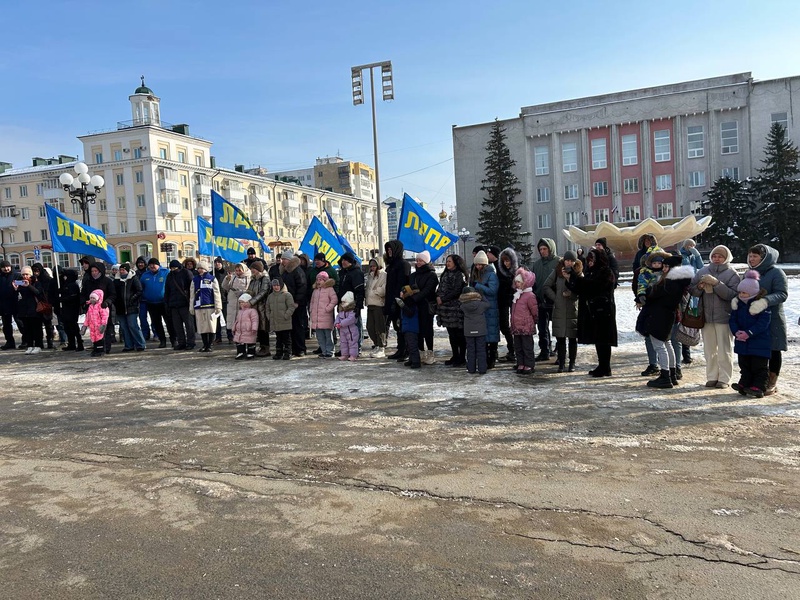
[59, 162, 104, 226]
[458, 228, 471, 258]
[351, 60, 393, 250]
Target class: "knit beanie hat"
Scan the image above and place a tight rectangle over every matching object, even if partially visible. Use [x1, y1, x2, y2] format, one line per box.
[169, 260, 182, 269]
[710, 245, 731, 263]
[416, 250, 431, 263]
[270, 278, 282, 288]
[563, 250, 577, 261]
[249, 261, 264, 273]
[473, 250, 489, 265]
[595, 237, 607, 248]
[238, 293, 252, 303]
[148, 258, 160, 266]
[20, 266, 33, 276]
[462, 286, 476, 294]
[486, 245, 501, 260]
[737, 270, 761, 298]
[683, 239, 696, 249]
[341, 291, 355, 305]
[119, 262, 131, 272]
[197, 260, 210, 271]
[316, 271, 329, 282]
[314, 252, 327, 262]
[282, 250, 294, 260]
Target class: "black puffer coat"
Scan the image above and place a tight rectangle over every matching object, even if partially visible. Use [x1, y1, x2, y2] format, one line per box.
[382, 240, 410, 318]
[81, 262, 116, 310]
[566, 249, 617, 346]
[636, 265, 695, 342]
[496, 247, 519, 309]
[436, 266, 466, 329]
[410, 262, 438, 318]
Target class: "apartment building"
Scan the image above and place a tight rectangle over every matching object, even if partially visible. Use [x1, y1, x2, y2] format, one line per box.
[452, 72, 798, 252]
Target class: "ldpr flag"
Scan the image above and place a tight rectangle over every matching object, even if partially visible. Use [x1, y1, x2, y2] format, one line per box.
[45, 203, 117, 264]
[397, 193, 454, 262]
[197, 217, 248, 263]
[211, 190, 270, 253]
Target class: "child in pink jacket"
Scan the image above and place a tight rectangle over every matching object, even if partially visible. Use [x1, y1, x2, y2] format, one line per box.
[232, 293, 259, 360]
[334, 291, 359, 361]
[310, 271, 338, 358]
[510, 268, 538, 375]
[82, 290, 110, 357]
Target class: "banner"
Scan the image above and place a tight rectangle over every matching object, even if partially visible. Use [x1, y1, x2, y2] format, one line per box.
[397, 193, 455, 262]
[211, 190, 270, 253]
[197, 217, 248, 264]
[45, 203, 116, 264]
[324, 208, 361, 264]
[299, 216, 345, 266]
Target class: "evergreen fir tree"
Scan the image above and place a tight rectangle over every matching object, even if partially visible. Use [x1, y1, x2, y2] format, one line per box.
[477, 119, 533, 261]
[700, 176, 758, 261]
[749, 123, 800, 258]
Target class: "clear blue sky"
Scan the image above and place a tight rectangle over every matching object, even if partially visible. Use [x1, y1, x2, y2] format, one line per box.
[2, 0, 799, 217]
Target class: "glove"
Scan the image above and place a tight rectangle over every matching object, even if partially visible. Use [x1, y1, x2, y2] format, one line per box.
[749, 298, 768, 315]
[735, 330, 750, 341]
[700, 274, 719, 286]
[395, 297, 405, 308]
[636, 294, 646, 306]
[335, 323, 341, 330]
[99, 325, 106, 334]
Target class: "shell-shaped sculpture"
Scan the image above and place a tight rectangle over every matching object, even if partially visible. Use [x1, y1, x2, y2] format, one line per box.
[563, 216, 712, 252]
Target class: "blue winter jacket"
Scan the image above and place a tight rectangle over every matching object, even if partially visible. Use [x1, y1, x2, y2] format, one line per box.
[729, 297, 772, 359]
[470, 264, 499, 343]
[140, 267, 169, 304]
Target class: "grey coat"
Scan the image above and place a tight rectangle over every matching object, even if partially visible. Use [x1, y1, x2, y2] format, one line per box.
[689, 262, 740, 325]
[751, 245, 788, 352]
[247, 272, 272, 332]
[543, 258, 580, 338]
[459, 291, 489, 337]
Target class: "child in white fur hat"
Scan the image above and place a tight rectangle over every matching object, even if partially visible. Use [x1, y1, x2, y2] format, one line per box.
[232, 293, 258, 359]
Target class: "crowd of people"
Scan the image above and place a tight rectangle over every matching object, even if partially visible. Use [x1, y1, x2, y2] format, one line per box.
[0, 235, 789, 396]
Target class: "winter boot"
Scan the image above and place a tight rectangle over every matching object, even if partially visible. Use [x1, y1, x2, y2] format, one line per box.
[282, 351, 291, 360]
[487, 343, 498, 370]
[765, 372, 778, 396]
[235, 344, 246, 360]
[76, 339, 85, 352]
[46, 338, 54, 350]
[422, 349, 436, 365]
[567, 360, 575, 373]
[534, 350, 550, 362]
[675, 366, 683, 380]
[641, 364, 659, 376]
[647, 369, 673, 389]
[669, 368, 679, 386]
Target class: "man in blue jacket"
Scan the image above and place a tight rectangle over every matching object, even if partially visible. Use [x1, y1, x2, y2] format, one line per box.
[139, 258, 173, 348]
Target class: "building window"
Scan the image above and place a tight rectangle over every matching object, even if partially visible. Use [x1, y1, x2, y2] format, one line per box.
[19, 185, 28, 198]
[624, 205, 641, 221]
[21, 208, 30, 220]
[138, 243, 151, 258]
[564, 184, 579, 200]
[771, 112, 788, 129]
[623, 178, 638, 194]
[182, 197, 189, 210]
[687, 126, 704, 158]
[135, 171, 144, 183]
[657, 203, 673, 218]
[564, 211, 580, 226]
[139, 219, 148, 232]
[116, 173, 124, 186]
[40, 229, 48, 241]
[137, 194, 145, 207]
[4, 187, 11, 199]
[165, 218, 175, 232]
[183, 220, 192, 232]
[180, 174, 188, 186]
[100, 223, 108, 234]
[592, 181, 608, 197]
[195, 155, 204, 167]
[721, 122, 739, 154]
[95, 152, 103, 164]
[133, 148, 142, 159]
[537, 214, 551, 229]
[114, 150, 122, 161]
[562, 143, 577, 172]
[721, 167, 740, 180]
[23, 231, 32, 242]
[99, 199, 107, 211]
[591, 138, 607, 169]
[119, 221, 128, 233]
[654, 130, 671, 162]
[58, 254, 71, 269]
[178, 151, 186, 163]
[72, 203, 81, 215]
[159, 148, 168, 159]
[38, 206, 46, 218]
[534, 146, 549, 176]
[116, 197, 126, 209]
[622, 134, 638, 165]
[536, 187, 551, 203]
[594, 208, 610, 223]
[655, 174, 672, 191]
[36, 183, 44, 196]
[689, 171, 706, 188]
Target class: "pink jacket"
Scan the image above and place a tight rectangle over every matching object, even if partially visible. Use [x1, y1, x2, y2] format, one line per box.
[84, 289, 110, 343]
[309, 278, 338, 330]
[510, 269, 538, 335]
[232, 305, 259, 344]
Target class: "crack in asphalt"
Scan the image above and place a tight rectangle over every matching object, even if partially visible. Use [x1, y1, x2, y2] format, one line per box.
[8, 450, 799, 576]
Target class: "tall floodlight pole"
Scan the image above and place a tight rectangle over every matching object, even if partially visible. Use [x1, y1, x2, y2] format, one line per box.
[352, 60, 393, 250]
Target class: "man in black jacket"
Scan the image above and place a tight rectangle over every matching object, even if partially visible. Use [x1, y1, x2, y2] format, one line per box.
[164, 259, 196, 350]
[0, 261, 21, 349]
[382, 240, 410, 360]
[114, 263, 146, 351]
[338, 251, 365, 356]
[81, 262, 117, 354]
[279, 250, 308, 356]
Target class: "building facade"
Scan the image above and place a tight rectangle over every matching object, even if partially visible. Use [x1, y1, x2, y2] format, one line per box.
[452, 72, 799, 253]
[0, 81, 387, 268]
[271, 156, 377, 202]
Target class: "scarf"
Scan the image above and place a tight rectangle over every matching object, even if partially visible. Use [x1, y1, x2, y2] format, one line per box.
[513, 287, 532, 304]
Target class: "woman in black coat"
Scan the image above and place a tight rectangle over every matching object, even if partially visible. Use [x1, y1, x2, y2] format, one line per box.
[636, 255, 695, 388]
[436, 254, 468, 366]
[566, 248, 617, 377]
[56, 269, 83, 351]
[14, 266, 46, 354]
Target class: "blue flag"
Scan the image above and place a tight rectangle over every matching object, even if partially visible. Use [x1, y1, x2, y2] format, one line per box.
[324, 208, 361, 264]
[299, 216, 345, 266]
[211, 190, 270, 253]
[397, 193, 455, 262]
[45, 203, 116, 264]
[198, 217, 248, 264]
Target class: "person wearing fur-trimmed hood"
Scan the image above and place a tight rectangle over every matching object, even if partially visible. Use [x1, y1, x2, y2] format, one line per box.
[510, 268, 538, 375]
[266, 278, 296, 360]
[459, 286, 489, 374]
[335, 290, 360, 361]
[730, 270, 772, 397]
[493, 246, 519, 363]
[310, 271, 338, 358]
[637, 255, 695, 388]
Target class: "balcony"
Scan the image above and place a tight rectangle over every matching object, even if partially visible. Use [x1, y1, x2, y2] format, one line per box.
[283, 214, 301, 227]
[0, 213, 18, 229]
[196, 200, 212, 219]
[283, 197, 300, 210]
[221, 185, 245, 203]
[302, 199, 319, 212]
[361, 222, 374, 234]
[341, 205, 354, 218]
[341, 218, 355, 232]
[193, 182, 211, 197]
[160, 199, 181, 216]
[44, 187, 66, 201]
[158, 178, 180, 192]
